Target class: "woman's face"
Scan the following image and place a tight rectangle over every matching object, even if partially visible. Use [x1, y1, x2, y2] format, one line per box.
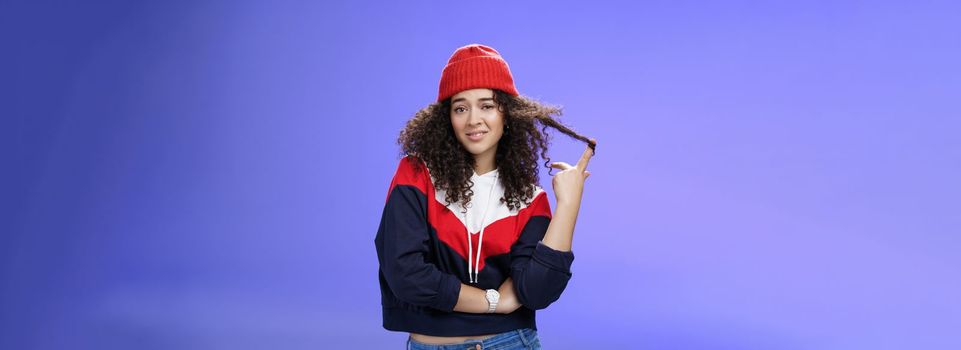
[450, 88, 504, 159]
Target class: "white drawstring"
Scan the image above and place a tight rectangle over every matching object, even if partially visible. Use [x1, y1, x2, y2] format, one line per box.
[466, 171, 498, 284]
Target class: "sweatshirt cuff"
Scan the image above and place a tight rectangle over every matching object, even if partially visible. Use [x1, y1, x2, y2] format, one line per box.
[432, 273, 462, 312]
[533, 241, 575, 274]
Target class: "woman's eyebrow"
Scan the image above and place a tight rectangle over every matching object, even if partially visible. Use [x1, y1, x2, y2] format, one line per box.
[451, 97, 495, 104]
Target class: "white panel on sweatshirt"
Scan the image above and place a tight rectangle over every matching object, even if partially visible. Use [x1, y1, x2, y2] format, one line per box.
[425, 165, 543, 233]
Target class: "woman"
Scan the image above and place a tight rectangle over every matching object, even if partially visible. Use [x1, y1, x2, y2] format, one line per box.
[375, 44, 596, 350]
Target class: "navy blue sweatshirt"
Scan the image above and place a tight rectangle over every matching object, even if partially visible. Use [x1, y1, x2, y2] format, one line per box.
[374, 156, 575, 336]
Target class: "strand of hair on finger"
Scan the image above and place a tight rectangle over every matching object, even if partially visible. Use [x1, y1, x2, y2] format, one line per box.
[536, 115, 597, 155]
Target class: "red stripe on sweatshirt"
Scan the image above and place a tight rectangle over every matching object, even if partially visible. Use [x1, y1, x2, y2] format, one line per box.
[385, 156, 429, 203]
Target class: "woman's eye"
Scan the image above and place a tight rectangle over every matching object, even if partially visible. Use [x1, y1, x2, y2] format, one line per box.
[482, 105, 494, 109]
[454, 107, 465, 113]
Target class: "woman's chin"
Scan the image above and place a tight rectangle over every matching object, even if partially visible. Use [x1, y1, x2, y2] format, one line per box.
[458, 138, 498, 156]
[465, 146, 493, 156]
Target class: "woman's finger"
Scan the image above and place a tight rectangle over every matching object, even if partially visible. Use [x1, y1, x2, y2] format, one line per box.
[584, 170, 591, 179]
[576, 140, 596, 172]
[550, 162, 574, 171]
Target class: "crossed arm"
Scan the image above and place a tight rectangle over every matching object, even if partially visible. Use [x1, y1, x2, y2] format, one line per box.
[454, 279, 518, 314]
[454, 199, 581, 314]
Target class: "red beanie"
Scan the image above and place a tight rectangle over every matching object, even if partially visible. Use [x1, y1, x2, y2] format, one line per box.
[437, 44, 519, 102]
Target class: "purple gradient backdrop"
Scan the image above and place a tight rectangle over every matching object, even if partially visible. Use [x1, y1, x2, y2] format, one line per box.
[3, 1, 959, 348]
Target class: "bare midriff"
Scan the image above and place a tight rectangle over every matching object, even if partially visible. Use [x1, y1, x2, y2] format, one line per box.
[409, 332, 498, 345]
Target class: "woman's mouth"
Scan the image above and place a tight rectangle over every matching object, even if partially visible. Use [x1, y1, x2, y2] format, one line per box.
[466, 131, 488, 142]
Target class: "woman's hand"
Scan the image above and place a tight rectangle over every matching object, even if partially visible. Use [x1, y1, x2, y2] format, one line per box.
[496, 278, 522, 314]
[549, 142, 595, 206]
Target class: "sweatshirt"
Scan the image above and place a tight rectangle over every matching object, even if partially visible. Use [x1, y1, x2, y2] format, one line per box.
[374, 155, 575, 336]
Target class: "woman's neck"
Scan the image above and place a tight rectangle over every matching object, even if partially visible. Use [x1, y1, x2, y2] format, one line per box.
[473, 150, 497, 176]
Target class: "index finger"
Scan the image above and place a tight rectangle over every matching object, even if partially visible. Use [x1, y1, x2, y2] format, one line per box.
[576, 140, 596, 171]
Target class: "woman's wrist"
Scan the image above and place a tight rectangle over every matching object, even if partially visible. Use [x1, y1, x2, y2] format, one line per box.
[496, 279, 520, 314]
[555, 198, 581, 211]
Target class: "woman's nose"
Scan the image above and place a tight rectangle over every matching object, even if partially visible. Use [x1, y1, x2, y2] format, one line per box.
[467, 110, 482, 125]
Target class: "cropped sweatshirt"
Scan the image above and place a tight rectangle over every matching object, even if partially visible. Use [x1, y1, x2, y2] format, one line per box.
[374, 155, 575, 336]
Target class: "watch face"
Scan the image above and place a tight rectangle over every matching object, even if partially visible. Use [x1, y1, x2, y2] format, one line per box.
[485, 289, 499, 313]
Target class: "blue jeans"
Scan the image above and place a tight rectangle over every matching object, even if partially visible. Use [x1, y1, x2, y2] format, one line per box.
[407, 328, 541, 350]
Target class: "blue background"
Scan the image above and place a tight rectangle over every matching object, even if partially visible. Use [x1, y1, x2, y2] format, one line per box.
[3, 0, 959, 348]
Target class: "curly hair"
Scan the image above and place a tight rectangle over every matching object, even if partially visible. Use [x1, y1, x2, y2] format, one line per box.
[397, 89, 595, 212]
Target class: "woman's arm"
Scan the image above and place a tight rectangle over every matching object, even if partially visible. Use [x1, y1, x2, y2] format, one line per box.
[376, 157, 467, 312]
[453, 284, 490, 313]
[453, 279, 521, 314]
[540, 200, 581, 252]
[542, 144, 594, 252]
[508, 144, 594, 310]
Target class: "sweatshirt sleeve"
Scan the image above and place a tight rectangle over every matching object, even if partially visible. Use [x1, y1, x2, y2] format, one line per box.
[374, 157, 462, 312]
[509, 192, 575, 310]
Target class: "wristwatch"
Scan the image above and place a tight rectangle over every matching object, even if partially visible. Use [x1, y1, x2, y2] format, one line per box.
[485, 289, 500, 313]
